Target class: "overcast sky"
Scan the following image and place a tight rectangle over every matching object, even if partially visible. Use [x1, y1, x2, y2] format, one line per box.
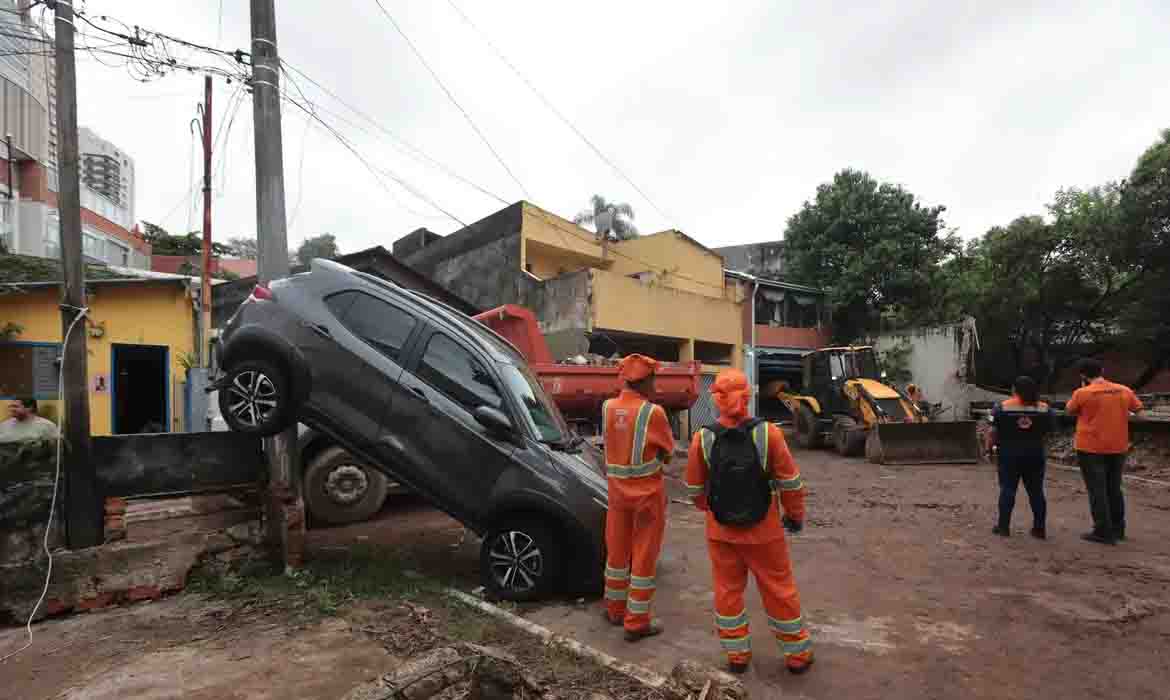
[73, 1, 1170, 254]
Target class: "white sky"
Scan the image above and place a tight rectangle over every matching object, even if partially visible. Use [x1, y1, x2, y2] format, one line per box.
[73, 0, 1170, 254]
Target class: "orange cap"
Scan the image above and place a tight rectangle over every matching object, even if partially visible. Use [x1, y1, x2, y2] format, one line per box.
[711, 368, 752, 419]
[618, 354, 658, 382]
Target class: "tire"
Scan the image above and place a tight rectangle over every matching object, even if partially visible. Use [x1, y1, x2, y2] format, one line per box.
[865, 430, 883, 464]
[833, 417, 866, 457]
[795, 404, 823, 449]
[218, 359, 293, 436]
[303, 446, 390, 525]
[480, 518, 563, 602]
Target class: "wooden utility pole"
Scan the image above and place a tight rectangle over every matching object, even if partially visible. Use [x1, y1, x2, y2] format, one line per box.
[200, 75, 213, 366]
[250, 0, 304, 568]
[54, 0, 101, 548]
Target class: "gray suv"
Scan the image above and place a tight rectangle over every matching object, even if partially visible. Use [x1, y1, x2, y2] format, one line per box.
[215, 259, 607, 600]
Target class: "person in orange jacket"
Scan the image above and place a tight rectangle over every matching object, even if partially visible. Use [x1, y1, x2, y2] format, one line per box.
[685, 369, 813, 675]
[601, 353, 675, 641]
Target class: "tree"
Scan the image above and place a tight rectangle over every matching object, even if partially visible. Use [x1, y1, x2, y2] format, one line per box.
[572, 195, 638, 240]
[141, 221, 232, 256]
[782, 169, 959, 342]
[295, 233, 339, 265]
[226, 236, 258, 259]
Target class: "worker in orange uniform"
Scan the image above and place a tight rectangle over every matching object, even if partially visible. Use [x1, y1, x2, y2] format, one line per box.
[601, 354, 675, 641]
[685, 369, 813, 675]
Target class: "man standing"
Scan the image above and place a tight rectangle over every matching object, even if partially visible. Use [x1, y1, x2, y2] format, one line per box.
[0, 398, 60, 443]
[987, 376, 1054, 539]
[601, 354, 674, 641]
[1066, 359, 1144, 544]
[685, 369, 813, 675]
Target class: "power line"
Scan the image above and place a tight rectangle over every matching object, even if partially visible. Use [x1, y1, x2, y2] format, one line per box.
[371, 0, 530, 200]
[446, 0, 676, 227]
[279, 58, 509, 206]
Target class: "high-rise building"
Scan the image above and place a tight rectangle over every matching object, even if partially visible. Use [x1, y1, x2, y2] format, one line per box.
[0, 1, 149, 267]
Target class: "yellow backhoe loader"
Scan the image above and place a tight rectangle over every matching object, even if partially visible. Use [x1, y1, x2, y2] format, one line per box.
[765, 346, 979, 464]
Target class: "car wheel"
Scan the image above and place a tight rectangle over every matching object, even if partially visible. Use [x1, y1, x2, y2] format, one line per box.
[304, 446, 390, 525]
[480, 518, 563, 602]
[218, 359, 292, 436]
[795, 404, 823, 449]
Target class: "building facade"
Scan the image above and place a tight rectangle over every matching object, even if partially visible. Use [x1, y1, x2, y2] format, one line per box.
[0, 2, 148, 269]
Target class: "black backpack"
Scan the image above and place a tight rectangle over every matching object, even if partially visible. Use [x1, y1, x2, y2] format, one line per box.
[704, 419, 772, 527]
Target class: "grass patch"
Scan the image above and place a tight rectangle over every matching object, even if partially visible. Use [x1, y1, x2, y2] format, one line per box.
[190, 544, 450, 616]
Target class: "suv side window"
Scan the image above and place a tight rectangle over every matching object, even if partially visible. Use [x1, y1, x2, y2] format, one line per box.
[417, 332, 503, 412]
[325, 290, 417, 361]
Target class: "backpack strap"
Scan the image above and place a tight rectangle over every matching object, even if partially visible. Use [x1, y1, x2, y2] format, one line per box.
[606, 401, 663, 480]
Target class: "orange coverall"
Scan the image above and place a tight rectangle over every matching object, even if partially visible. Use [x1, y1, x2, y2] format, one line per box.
[602, 388, 674, 632]
[685, 393, 812, 670]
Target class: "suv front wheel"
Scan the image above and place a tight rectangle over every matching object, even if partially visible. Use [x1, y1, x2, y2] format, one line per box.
[480, 518, 563, 602]
[218, 359, 292, 436]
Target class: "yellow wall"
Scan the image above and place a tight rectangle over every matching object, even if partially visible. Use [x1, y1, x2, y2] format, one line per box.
[0, 282, 197, 435]
[590, 268, 742, 368]
[609, 230, 728, 300]
[520, 203, 607, 277]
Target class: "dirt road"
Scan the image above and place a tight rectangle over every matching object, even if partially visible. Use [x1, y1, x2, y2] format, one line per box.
[527, 447, 1170, 699]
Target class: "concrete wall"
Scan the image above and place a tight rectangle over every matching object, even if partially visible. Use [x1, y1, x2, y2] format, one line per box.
[610, 230, 727, 299]
[873, 319, 1000, 419]
[0, 282, 197, 435]
[716, 241, 786, 279]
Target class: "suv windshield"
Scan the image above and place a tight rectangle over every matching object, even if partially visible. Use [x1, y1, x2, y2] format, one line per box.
[500, 363, 568, 444]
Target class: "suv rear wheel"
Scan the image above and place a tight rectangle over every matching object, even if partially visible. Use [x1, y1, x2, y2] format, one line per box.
[218, 359, 292, 436]
[304, 446, 389, 525]
[480, 518, 563, 602]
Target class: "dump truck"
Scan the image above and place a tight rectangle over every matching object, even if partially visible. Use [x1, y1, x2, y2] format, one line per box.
[472, 304, 702, 435]
[766, 345, 980, 464]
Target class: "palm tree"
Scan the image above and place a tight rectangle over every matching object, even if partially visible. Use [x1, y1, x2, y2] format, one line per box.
[572, 195, 638, 241]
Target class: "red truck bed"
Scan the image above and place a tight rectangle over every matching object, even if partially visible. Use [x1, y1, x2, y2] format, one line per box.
[473, 305, 702, 423]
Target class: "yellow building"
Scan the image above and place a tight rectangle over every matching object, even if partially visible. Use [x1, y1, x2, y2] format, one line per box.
[400, 201, 746, 432]
[1, 256, 201, 436]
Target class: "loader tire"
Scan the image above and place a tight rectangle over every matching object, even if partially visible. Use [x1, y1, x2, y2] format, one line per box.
[833, 417, 867, 457]
[796, 404, 823, 450]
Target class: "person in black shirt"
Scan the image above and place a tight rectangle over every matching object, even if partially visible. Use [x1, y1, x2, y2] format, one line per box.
[988, 376, 1054, 539]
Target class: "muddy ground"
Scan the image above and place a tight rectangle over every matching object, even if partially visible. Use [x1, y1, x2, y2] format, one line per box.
[3, 438, 1169, 699]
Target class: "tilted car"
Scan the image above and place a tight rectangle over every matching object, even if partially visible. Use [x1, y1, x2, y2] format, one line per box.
[214, 259, 607, 600]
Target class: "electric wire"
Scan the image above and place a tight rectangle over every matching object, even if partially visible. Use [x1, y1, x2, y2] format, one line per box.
[372, 0, 530, 199]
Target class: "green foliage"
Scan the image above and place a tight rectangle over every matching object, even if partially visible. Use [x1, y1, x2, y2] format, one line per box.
[572, 194, 638, 240]
[294, 233, 339, 265]
[225, 236, 258, 260]
[1, 321, 22, 340]
[878, 339, 914, 384]
[783, 169, 959, 342]
[141, 221, 233, 257]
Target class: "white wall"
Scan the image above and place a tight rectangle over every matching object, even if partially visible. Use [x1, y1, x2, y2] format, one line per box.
[874, 318, 1004, 418]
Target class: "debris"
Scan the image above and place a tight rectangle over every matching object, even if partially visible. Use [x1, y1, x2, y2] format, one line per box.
[670, 660, 746, 700]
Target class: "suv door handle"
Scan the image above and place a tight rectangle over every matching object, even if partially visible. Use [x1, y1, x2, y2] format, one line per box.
[304, 321, 331, 338]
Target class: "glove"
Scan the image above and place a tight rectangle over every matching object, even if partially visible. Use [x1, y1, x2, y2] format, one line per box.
[782, 516, 803, 534]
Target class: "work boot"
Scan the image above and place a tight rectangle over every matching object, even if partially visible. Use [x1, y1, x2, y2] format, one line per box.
[624, 620, 663, 642]
[1030, 527, 1046, 540]
[728, 660, 750, 675]
[1114, 529, 1127, 543]
[991, 525, 1010, 537]
[786, 654, 815, 675]
[601, 609, 624, 627]
[1081, 531, 1116, 545]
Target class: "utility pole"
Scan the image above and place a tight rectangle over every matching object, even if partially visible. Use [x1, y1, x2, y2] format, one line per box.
[54, 0, 101, 548]
[250, 0, 304, 568]
[200, 75, 212, 366]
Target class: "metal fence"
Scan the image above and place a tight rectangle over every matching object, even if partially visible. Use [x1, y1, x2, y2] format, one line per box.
[688, 373, 719, 433]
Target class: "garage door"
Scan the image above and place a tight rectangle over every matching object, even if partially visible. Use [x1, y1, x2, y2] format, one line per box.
[689, 373, 718, 433]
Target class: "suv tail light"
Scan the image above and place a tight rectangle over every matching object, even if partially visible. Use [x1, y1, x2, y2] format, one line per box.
[251, 284, 273, 301]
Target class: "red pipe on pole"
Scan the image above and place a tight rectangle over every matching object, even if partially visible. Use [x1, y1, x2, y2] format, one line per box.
[200, 75, 213, 365]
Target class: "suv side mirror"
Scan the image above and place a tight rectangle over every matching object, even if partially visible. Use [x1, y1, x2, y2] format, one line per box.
[474, 406, 513, 434]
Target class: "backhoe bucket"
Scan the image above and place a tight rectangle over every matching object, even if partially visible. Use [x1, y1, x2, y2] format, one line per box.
[867, 421, 980, 465]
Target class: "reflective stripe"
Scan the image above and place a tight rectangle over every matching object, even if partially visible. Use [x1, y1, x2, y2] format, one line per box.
[781, 637, 812, 656]
[752, 422, 768, 470]
[775, 475, 804, 491]
[627, 599, 651, 614]
[606, 401, 662, 479]
[604, 565, 630, 580]
[630, 575, 656, 590]
[720, 636, 752, 652]
[715, 609, 749, 630]
[768, 616, 803, 634]
[685, 483, 704, 495]
[700, 428, 715, 467]
[604, 588, 628, 601]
